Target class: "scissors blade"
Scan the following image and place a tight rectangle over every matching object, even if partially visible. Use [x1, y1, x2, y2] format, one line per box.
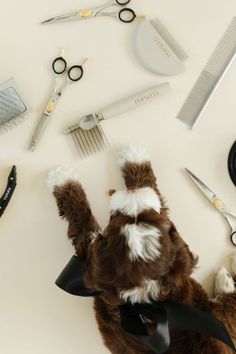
[185, 168, 216, 201]
[41, 11, 81, 24]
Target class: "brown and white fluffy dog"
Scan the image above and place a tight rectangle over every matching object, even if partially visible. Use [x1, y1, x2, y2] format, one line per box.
[47, 145, 236, 354]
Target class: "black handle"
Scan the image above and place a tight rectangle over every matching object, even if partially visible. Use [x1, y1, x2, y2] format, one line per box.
[52, 57, 67, 75]
[231, 232, 236, 246]
[0, 166, 17, 217]
[116, 0, 130, 5]
[68, 65, 84, 82]
[118, 8, 136, 23]
[228, 141, 236, 187]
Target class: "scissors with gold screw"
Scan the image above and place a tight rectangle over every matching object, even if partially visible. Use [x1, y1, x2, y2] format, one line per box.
[185, 168, 236, 246]
[41, 0, 141, 25]
[28, 50, 87, 151]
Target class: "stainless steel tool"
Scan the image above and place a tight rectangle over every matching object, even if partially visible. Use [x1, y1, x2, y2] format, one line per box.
[28, 51, 87, 152]
[41, 0, 140, 25]
[185, 168, 236, 246]
[177, 17, 236, 129]
[64, 83, 170, 158]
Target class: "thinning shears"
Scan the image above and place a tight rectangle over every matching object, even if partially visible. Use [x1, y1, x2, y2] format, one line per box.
[41, 0, 139, 25]
[28, 51, 87, 151]
[185, 168, 236, 246]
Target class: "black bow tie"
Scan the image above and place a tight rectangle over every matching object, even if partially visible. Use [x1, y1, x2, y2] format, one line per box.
[56, 255, 236, 353]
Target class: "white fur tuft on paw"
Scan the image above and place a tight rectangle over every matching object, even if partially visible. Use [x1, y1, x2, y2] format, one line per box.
[47, 166, 80, 193]
[117, 145, 150, 168]
[214, 266, 235, 296]
[231, 253, 236, 276]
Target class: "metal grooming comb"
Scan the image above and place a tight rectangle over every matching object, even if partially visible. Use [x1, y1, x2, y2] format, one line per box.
[177, 17, 236, 129]
[64, 83, 170, 158]
[0, 79, 27, 134]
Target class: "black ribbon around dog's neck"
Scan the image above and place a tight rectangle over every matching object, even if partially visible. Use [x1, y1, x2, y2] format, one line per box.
[56, 256, 236, 353]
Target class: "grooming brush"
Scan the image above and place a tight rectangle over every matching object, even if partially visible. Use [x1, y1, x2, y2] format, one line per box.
[0, 78, 27, 134]
[64, 83, 170, 158]
[177, 17, 236, 129]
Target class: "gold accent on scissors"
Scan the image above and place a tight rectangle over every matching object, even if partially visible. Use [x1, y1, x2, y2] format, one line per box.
[212, 198, 223, 209]
[80, 10, 93, 17]
[46, 101, 55, 113]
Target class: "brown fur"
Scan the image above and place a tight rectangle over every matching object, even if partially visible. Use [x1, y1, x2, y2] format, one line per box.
[52, 158, 236, 354]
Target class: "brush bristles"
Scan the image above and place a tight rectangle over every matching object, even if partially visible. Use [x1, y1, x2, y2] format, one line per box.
[71, 125, 109, 159]
[0, 113, 27, 135]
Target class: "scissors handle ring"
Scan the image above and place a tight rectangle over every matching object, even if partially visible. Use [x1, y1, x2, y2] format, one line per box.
[118, 8, 136, 23]
[52, 57, 67, 75]
[231, 232, 236, 246]
[68, 65, 84, 82]
[116, 0, 130, 5]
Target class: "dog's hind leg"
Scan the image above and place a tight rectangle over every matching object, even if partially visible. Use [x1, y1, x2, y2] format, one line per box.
[211, 260, 236, 350]
[214, 266, 235, 296]
[94, 298, 155, 354]
[47, 166, 100, 255]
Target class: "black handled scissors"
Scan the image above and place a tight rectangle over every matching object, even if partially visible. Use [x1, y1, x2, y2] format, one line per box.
[28, 51, 87, 151]
[41, 0, 140, 25]
[185, 168, 236, 246]
[0, 166, 17, 217]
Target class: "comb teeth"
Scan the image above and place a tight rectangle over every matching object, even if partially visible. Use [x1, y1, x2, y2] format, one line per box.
[177, 17, 236, 129]
[72, 125, 109, 159]
[205, 17, 236, 76]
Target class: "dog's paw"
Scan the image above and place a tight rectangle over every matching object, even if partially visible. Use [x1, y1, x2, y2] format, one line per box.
[231, 253, 236, 277]
[117, 145, 150, 168]
[47, 166, 79, 193]
[214, 266, 235, 296]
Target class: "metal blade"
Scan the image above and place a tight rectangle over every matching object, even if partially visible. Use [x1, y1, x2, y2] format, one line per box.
[185, 168, 216, 201]
[41, 11, 80, 24]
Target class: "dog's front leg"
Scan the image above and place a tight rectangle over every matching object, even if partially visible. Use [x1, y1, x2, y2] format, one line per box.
[118, 145, 161, 195]
[47, 167, 100, 255]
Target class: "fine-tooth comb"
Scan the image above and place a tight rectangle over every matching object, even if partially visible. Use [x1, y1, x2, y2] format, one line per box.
[0, 78, 27, 134]
[64, 83, 170, 158]
[177, 17, 236, 129]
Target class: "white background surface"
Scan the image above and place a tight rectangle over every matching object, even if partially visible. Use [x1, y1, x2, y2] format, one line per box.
[1, 0, 236, 353]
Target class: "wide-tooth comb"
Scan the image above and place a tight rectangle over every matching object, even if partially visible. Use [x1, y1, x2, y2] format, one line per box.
[66, 83, 170, 159]
[71, 124, 109, 158]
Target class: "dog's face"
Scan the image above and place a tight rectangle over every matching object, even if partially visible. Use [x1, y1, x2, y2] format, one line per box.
[87, 186, 197, 305]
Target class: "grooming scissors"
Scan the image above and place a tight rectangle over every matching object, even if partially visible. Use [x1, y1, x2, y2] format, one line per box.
[185, 168, 236, 246]
[41, 0, 138, 25]
[29, 51, 86, 151]
[0, 166, 17, 218]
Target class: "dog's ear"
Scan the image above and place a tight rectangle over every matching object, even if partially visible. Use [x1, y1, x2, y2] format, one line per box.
[161, 222, 198, 292]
